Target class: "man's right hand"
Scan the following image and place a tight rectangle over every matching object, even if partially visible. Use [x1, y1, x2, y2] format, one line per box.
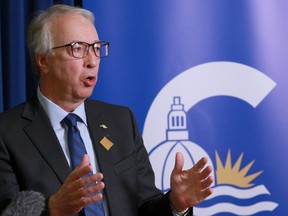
[48, 154, 105, 216]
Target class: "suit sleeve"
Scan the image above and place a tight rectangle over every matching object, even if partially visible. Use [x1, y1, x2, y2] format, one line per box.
[0, 136, 20, 213]
[124, 109, 172, 215]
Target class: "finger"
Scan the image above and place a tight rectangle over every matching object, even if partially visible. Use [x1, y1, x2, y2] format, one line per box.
[82, 172, 104, 186]
[200, 165, 213, 180]
[80, 178, 105, 206]
[68, 155, 93, 182]
[66, 165, 93, 184]
[71, 174, 106, 200]
[72, 171, 105, 193]
[194, 157, 208, 171]
[187, 187, 213, 207]
[205, 176, 214, 188]
[173, 152, 184, 174]
[202, 187, 213, 199]
[78, 154, 90, 168]
[82, 191, 104, 206]
[82, 181, 105, 197]
[201, 179, 209, 189]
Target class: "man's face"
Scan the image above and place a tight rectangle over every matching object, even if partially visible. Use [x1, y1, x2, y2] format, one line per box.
[38, 13, 100, 109]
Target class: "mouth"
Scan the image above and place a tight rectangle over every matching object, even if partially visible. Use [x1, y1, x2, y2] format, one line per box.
[83, 75, 97, 87]
[86, 76, 94, 81]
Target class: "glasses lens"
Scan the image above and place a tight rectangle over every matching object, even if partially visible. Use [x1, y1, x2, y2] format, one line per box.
[94, 42, 109, 58]
[71, 42, 87, 58]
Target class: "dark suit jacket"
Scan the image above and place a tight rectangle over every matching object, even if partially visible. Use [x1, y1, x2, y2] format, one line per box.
[0, 96, 192, 216]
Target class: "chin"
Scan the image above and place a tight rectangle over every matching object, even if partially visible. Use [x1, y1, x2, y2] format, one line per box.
[82, 88, 94, 99]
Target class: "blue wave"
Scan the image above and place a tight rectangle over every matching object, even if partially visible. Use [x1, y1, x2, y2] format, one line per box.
[194, 184, 278, 215]
[206, 184, 270, 200]
[194, 201, 278, 215]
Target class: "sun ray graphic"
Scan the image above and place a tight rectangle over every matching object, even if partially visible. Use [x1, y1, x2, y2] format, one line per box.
[216, 149, 263, 188]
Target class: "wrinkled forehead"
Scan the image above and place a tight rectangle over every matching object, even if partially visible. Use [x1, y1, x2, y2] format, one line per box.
[49, 13, 99, 45]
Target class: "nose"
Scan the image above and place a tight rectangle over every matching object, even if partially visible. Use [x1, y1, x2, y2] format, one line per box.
[83, 47, 100, 68]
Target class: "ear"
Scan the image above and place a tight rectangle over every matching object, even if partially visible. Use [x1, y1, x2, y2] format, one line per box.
[35, 54, 49, 74]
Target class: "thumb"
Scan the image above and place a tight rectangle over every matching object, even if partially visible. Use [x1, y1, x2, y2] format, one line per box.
[173, 152, 184, 174]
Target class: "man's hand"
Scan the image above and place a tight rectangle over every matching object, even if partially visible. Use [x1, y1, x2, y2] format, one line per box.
[169, 152, 213, 212]
[48, 154, 105, 216]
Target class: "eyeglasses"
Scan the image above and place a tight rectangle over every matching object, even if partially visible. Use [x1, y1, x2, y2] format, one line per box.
[52, 41, 109, 58]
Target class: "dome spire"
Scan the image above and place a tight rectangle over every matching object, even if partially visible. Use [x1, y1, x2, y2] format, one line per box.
[166, 96, 189, 140]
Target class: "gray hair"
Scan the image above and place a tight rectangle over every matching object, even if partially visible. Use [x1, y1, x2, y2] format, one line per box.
[26, 4, 95, 79]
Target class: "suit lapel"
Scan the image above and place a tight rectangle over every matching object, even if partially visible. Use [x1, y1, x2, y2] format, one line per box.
[85, 100, 114, 173]
[22, 97, 71, 183]
[85, 100, 117, 213]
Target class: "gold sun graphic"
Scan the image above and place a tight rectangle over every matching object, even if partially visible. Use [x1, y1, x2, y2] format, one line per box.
[215, 149, 263, 188]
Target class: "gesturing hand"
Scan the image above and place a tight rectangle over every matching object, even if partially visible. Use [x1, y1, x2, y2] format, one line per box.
[48, 154, 105, 216]
[169, 152, 213, 212]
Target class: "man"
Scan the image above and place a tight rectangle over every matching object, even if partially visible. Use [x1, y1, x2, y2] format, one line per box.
[0, 4, 213, 216]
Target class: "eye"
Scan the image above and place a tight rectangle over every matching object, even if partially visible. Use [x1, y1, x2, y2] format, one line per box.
[72, 43, 84, 53]
[94, 44, 101, 50]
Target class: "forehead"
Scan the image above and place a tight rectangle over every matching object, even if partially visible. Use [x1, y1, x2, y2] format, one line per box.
[50, 13, 99, 44]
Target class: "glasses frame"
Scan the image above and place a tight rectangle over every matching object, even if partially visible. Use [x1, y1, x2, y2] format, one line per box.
[52, 41, 109, 59]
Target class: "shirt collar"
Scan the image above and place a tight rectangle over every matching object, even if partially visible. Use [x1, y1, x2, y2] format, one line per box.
[37, 87, 87, 128]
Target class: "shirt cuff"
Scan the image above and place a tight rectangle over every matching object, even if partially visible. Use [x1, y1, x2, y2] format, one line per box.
[171, 207, 190, 216]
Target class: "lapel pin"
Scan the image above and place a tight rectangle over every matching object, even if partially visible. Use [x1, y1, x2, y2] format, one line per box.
[100, 124, 108, 129]
[100, 136, 113, 151]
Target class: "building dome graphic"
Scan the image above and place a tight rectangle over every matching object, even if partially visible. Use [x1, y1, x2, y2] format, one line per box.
[144, 62, 278, 214]
[149, 96, 215, 192]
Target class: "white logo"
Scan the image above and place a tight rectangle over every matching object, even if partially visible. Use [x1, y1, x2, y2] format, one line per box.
[143, 61, 278, 215]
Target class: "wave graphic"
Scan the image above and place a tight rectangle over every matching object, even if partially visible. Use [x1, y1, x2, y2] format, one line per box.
[194, 184, 278, 215]
[206, 184, 270, 200]
[194, 201, 279, 215]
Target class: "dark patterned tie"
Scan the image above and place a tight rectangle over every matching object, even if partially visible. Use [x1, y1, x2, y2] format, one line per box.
[62, 113, 105, 216]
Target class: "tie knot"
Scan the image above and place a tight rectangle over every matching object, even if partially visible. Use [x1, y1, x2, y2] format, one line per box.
[62, 113, 82, 128]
